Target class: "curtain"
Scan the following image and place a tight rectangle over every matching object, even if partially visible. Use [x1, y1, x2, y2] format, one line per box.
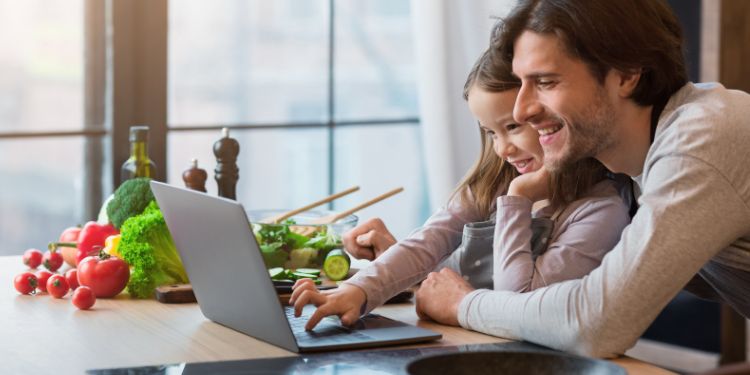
[411, 0, 516, 211]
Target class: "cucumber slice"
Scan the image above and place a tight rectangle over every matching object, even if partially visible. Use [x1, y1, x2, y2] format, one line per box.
[295, 268, 321, 276]
[323, 249, 350, 281]
[268, 267, 285, 280]
[292, 271, 319, 280]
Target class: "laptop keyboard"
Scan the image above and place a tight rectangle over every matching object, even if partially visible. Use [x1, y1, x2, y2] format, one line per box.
[284, 306, 374, 344]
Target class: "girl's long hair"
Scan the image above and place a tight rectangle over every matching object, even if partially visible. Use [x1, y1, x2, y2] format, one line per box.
[453, 46, 608, 219]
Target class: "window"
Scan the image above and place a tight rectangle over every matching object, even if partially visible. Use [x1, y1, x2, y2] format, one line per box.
[0, 0, 106, 256]
[167, 0, 426, 239]
[0, 0, 426, 256]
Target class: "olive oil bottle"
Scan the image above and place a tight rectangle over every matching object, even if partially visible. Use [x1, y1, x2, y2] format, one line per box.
[121, 125, 157, 181]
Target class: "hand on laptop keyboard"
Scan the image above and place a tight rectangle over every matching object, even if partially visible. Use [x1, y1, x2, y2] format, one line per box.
[289, 279, 367, 330]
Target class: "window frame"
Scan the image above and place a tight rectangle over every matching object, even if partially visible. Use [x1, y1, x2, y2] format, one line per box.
[109, 0, 419, 204]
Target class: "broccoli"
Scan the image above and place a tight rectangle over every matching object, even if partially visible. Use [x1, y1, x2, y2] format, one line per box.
[118, 200, 188, 298]
[107, 178, 155, 229]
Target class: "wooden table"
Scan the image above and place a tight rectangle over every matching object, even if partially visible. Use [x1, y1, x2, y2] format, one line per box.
[0, 256, 673, 374]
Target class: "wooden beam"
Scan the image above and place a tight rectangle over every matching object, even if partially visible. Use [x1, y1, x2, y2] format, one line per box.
[110, 0, 168, 187]
[701, 0, 750, 92]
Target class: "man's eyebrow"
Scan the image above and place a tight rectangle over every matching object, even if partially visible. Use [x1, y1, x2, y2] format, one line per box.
[522, 72, 561, 80]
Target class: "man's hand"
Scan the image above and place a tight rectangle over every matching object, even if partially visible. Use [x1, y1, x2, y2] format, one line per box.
[507, 166, 551, 202]
[415, 268, 475, 326]
[289, 279, 367, 330]
[342, 218, 397, 260]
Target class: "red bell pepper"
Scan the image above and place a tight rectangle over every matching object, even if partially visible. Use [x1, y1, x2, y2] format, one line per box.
[49, 221, 119, 266]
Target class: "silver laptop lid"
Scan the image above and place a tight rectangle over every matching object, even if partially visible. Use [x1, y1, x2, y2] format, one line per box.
[150, 181, 299, 352]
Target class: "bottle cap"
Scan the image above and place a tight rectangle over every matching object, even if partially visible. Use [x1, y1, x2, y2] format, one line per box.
[129, 126, 150, 142]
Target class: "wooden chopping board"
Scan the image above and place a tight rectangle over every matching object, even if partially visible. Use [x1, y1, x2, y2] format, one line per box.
[154, 283, 335, 305]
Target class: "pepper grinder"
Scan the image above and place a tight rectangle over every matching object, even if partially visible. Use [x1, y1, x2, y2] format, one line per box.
[182, 158, 207, 192]
[213, 127, 240, 200]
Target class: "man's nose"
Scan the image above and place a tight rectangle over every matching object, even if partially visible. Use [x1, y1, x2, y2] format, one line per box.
[513, 84, 543, 124]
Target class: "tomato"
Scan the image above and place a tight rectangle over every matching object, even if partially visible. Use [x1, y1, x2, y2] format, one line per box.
[36, 270, 54, 293]
[57, 226, 82, 268]
[72, 286, 96, 310]
[65, 269, 79, 290]
[47, 275, 70, 298]
[22, 249, 43, 269]
[77, 253, 129, 298]
[42, 250, 64, 272]
[14, 272, 38, 295]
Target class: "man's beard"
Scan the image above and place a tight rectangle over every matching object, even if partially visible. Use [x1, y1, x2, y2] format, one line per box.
[544, 89, 618, 172]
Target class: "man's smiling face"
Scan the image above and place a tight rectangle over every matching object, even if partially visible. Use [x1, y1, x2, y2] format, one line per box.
[511, 31, 621, 172]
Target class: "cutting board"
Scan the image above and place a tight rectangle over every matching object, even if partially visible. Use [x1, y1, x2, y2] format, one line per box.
[154, 283, 300, 305]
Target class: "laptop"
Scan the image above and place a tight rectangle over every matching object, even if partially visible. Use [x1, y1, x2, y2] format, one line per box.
[150, 181, 442, 353]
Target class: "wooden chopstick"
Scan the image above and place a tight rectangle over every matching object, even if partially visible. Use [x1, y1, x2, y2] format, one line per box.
[328, 187, 404, 223]
[268, 186, 360, 223]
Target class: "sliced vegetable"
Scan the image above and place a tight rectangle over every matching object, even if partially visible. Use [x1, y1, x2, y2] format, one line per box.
[292, 271, 319, 280]
[268, 267, 285, 280]
[323, 249, 350, 281]
[295, 268, 321, 276]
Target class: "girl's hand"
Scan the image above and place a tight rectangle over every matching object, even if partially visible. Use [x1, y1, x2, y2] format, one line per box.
[289, 279, 367, 330]
[342, 218, 397, 260]
[507, 166, 551, 202]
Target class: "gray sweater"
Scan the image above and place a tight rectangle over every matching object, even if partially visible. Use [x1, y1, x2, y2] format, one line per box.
[457, 82, 750, 358]
[344, 179, 630, 313]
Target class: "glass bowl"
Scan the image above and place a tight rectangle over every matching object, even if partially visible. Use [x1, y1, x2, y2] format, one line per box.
[246, 209, 358, 237]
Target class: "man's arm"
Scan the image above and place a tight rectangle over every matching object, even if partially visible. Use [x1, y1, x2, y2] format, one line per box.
[457, 157, 750, 357]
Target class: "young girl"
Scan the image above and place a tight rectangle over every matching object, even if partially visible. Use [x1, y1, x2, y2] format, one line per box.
[290, 47, 631, 330]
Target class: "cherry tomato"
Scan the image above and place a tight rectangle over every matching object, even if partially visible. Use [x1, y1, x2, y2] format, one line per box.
[23, 249, 43, 269]
[65, 269, 79, 290]
[42, 250, 64, 272]
[14, 272, 38, 295]
[77, 253, 129, 298]
[36, 270, 54, 293]
[72, 286, 96, 310]
[47, 275, 70, 299]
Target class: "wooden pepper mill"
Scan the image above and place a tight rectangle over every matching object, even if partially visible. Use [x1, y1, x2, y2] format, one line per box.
[182, 158, 207, 192]
[213, 127, 240, 200]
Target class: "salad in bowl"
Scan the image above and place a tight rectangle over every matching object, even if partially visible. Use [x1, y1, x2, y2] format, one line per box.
[247, 209, 357, 270]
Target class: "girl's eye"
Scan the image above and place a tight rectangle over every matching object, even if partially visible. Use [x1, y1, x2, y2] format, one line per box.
[505, 123, 521, 131]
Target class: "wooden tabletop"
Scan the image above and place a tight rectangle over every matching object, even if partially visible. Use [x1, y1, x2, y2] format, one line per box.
[0, 256, 673, 374]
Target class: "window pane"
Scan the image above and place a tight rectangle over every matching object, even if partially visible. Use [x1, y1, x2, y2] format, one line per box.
[168, 128, 329, 210]
[0, 138, 85, 255]
[333, 124, 427, 240]
[168, 0, 329, 126]
[0, 1, 84, 132]
[334, 0, 418, 121]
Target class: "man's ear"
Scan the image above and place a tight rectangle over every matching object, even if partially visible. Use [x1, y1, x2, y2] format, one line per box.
[616, 69, 642, 98]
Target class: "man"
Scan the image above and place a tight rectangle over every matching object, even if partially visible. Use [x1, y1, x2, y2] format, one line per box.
[415, 0, 750, 357]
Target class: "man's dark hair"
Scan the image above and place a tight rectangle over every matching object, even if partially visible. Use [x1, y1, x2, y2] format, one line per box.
[495, 0, 688, 106]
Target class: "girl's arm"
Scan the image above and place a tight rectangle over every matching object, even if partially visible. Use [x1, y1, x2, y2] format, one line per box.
[493, 181, 630, 292]
[344, 197, 480, 313]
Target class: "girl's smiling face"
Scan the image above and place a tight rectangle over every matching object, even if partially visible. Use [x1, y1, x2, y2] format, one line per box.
[467, 86, 544, 174]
